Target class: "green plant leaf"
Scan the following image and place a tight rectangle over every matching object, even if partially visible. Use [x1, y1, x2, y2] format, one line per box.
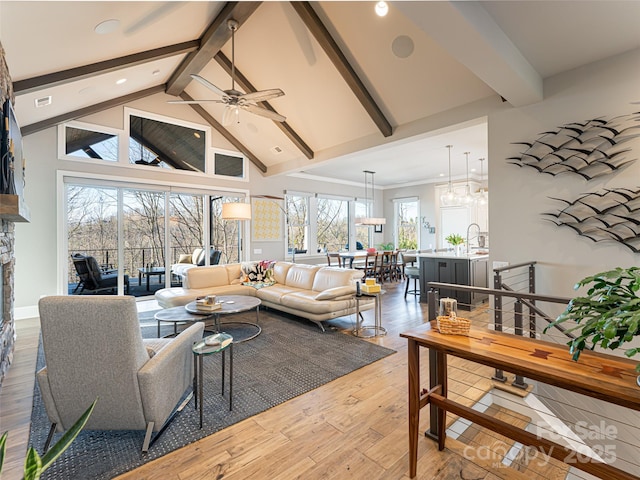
[0, 431, 7, 475]
[22, 448, 43, 480]
[39, 399, 97, 474]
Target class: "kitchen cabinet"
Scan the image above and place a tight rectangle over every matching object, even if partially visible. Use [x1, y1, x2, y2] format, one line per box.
[418, 254, 488, 310]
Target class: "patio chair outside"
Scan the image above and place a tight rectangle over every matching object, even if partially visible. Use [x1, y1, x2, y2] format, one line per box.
[71, 253, 129, 294]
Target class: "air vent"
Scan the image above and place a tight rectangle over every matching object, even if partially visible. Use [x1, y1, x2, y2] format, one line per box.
[270, 146, 283, 155]
[34, 96, 52, 108]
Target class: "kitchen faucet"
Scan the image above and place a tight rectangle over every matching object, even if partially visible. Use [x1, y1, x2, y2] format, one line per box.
[466, 223, 481, 252]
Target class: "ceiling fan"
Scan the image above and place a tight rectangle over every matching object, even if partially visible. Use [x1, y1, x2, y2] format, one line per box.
[169, 18, 286, 126]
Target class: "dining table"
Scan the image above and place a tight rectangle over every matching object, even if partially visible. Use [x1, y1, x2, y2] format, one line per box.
[339, 251, 371, 268]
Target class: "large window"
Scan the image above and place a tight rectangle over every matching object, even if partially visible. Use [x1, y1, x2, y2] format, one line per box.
[61, 123, 119, 162]
[396, 198, 419, 250]
[286, 194, 309, 254]
[355, 200, 371, 250]
[128, 114, 206, 171]
[316, 196, 349, 253]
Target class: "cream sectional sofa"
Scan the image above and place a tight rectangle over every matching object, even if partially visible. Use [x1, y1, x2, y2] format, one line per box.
[155, 261, 374, 331]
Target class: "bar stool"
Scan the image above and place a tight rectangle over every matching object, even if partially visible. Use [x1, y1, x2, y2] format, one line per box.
[404, 265, 420, 299]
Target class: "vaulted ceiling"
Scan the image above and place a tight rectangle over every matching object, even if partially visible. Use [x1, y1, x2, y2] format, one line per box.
[2, 1, 639, 186]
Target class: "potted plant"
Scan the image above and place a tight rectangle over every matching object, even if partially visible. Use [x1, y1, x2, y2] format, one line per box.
[544, 267, 640, 379]
[445, 233, 465, 256]
[0, 399, 96, 480]
[377, 242, 395, 251]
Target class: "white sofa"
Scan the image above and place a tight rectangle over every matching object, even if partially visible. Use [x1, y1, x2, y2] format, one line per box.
[155, 261, 374, 331]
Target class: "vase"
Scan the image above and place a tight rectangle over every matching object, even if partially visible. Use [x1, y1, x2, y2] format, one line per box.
[455, 245, 463, 256]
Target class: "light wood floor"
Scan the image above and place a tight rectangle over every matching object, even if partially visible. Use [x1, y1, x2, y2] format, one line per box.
[0, 281, 555, 480]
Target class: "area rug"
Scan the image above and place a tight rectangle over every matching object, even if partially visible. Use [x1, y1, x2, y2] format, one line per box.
[28, 309, 396, 480]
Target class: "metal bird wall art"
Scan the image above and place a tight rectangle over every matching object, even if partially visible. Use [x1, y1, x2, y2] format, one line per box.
[509, 112, 640, 180]
[543, 187, 640, 252]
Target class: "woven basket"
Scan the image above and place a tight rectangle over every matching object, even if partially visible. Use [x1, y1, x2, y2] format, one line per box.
[436, 315, 471, 335]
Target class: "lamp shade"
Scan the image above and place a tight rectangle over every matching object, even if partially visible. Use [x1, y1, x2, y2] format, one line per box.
[221, 202, 252, 220]
[356, 217, 387, 226]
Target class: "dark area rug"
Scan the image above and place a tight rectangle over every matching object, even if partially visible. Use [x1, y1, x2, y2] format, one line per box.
[29, 309, 396, 480]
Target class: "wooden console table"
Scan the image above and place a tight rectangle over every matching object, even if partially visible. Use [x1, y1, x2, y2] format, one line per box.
[400, 322, 640, 479]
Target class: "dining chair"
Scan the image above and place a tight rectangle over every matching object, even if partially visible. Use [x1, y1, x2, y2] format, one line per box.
[326, 252, 344, 267]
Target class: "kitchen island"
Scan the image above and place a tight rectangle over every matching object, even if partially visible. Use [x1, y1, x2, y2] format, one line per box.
[417, 252, 489, 309]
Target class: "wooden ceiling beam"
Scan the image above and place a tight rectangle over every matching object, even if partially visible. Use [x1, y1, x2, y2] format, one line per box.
[180, 92, 267, 173]
[214, 52, 314, 160]
[21, 85, 166, 136]
[13, 41, 199, 95]
[290, 1, 393, 138]
[166, 2, 261, 96]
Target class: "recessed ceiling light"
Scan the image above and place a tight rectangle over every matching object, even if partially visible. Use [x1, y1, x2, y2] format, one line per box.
[34, 96, 52, 108]
[94, 19, 120, 35]
[152, 69, 161, 76]
[439, 173, 445, 177]
[375, 1, 388, 17]
[116, 78, 127, 85]
[471, 168, 477, 172]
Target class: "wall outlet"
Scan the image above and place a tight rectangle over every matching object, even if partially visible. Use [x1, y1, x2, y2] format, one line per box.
[253, 248, 262, 255]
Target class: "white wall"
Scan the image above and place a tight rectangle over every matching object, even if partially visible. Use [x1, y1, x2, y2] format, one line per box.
[488, 47, 640, 300]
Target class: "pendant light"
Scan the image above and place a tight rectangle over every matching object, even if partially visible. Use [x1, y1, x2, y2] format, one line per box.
[461, 151, 474, 205]
[440, 145, 456, 206]
[356, 170, 386, 225]
[476, 157, 488, 205]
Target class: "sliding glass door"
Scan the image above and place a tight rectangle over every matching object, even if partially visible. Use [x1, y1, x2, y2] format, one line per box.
[65, 179, 245, 297]
[123, 189, 167, 294]
[67, 184, 121, 294]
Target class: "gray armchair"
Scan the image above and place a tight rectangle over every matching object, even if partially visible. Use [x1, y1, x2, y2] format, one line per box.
[37, 295, 203, 452]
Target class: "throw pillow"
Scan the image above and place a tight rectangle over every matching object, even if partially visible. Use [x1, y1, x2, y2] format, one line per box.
[241, 260, 276, 284]
[177, 254, 192, 264]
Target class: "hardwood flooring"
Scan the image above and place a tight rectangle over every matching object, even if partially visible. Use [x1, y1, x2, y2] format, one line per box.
[0, 280, 555, 480]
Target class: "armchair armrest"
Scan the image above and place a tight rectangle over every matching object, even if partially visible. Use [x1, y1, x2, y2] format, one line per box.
[137, 322, 204, 428]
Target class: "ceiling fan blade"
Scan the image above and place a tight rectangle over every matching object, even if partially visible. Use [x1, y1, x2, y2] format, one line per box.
[167, 99, 224, 104]
[222, 106, 240, 126]
[190, 74, 227, 97]
[239, 88, 285, 103]
[242, 103, 286, 122]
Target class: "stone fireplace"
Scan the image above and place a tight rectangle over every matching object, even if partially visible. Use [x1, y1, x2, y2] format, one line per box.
[0, 220, 14, 384]
[0, 42, 18, 387]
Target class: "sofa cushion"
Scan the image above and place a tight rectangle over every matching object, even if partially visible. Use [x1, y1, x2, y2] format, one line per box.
[311, 267, 363, 292]
[315, 285, 356, 301]
[284, 264, 321, 290]
[272, 262, 293, 284]
[280, 292, 354, 314]
[256, 284, 303, 304]
[225, 264, 244, 284]
[184, 265, 229, 289]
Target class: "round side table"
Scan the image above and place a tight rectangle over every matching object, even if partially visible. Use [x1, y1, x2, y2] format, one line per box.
[192, 332, 233, 429]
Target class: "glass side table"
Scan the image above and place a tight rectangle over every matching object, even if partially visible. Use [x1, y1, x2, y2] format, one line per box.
[192, 332, 233, 429]
[353, 290, 386, 338]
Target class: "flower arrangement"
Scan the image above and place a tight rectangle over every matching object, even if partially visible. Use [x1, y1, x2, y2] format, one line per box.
[445, 233, 465, 246]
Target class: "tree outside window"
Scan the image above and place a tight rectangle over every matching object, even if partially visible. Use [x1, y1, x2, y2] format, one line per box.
[397, 200, 418, 249]
[317, 197, 349, 253]
[286, 195, 309, 254]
